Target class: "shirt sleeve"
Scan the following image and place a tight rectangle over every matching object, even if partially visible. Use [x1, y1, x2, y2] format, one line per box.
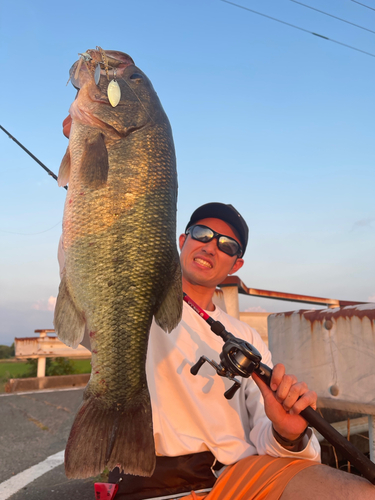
[243, 326, 321, 462]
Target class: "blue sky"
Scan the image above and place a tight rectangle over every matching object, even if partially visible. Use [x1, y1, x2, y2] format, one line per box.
[1, 0, 374, 345]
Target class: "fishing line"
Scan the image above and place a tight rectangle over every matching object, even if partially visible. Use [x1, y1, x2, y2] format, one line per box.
[0, 220, 62, 236]
[220, 0, 375, 58]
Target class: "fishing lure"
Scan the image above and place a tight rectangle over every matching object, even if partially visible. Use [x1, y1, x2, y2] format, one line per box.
[107, 69, 121, 107]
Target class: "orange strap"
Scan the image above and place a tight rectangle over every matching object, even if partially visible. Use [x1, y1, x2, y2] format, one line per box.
[181, 455, 319, 500]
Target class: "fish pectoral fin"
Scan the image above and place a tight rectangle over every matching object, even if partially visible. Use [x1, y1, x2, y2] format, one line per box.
[80, 132, 109, 188]
[154, 257, 183, 333]
[58, 146, 71, 187]
[53, 274, 85, 349]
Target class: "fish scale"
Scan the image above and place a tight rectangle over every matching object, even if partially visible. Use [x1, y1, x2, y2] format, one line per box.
[54, 49, 182, 479]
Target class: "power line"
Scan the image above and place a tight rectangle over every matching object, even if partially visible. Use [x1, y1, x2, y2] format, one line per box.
[290, 0, 375, 35]
[351, 0, 375, 12]
[220, 0, 375, 58]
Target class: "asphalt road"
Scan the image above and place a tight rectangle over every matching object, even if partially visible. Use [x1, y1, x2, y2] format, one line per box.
[0, 388, 97, 500]
[1, 388, 370, 499]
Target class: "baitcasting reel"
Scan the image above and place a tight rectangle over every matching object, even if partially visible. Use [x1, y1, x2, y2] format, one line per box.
[191, 337, 269, 399]
[184, 293, 272, 399]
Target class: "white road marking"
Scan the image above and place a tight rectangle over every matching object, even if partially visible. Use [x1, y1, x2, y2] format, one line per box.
[143, 489, 212, 500]
[0, 450, 65, 500]
[0, 387, 84, 397]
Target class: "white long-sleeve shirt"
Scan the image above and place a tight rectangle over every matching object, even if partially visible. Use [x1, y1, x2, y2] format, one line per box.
[146, 302, 321, 465]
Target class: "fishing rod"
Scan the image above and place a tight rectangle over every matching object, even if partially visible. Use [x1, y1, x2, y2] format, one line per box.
[183, 293, 375, 485]
[0, 124, 67, 190]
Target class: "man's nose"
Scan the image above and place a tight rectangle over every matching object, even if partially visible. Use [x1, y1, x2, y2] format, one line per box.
[202, 238, 218, 254]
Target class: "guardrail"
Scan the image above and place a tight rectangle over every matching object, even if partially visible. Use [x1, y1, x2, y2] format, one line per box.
[268, 305, 375, 463]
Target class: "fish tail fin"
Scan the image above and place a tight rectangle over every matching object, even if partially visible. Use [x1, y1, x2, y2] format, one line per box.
[154, 256, 183, 332]
[65, 391, 155, 479]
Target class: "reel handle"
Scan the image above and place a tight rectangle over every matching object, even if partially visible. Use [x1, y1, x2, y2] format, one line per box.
[191, 357, 207, 376]
[190, 356, 242, 400]
[224, 382, 241, 400]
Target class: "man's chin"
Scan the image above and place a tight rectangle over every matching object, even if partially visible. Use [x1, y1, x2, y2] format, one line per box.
[183, 272, 220, 290]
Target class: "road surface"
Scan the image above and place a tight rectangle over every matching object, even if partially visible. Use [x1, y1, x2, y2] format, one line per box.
[0, 388, 98, 499]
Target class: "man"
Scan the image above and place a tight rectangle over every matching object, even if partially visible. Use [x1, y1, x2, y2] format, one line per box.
[108, 203, 374, 499]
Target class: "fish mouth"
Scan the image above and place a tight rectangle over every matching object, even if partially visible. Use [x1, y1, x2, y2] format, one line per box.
[66, 48, 146, 138]
[69, 48, 134, 90]
[194, 257, 213, 269]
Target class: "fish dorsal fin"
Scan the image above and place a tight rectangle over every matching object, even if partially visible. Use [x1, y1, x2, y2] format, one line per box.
[80, 133, 109, 188]
[58, 146, 71, 187]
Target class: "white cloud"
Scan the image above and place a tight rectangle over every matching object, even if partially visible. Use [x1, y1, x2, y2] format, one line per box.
[244, 306, 268, 313]
[368, 294, 375, 303]
[32, 296, 57, 311]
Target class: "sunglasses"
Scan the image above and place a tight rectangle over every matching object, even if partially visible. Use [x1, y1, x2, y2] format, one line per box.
[186, 225, 243, 257]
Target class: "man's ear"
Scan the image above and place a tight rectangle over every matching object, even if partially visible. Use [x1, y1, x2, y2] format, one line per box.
[229, 258, 244, 275]
[179, 234, 187, 251]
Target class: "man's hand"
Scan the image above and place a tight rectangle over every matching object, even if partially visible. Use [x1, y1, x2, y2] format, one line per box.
[252, 363, 317, 442]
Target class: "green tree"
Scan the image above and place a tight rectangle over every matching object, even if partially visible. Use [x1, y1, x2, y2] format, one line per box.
[46, 357, 78, 376]
[20, 357, 78, 377]
[0, 344, 15, 359]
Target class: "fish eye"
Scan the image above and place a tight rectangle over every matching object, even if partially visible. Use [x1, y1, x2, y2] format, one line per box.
[130, 73, 143, 81]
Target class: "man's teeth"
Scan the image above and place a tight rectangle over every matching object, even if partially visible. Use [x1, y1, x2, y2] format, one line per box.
[195, 258, 212, 268]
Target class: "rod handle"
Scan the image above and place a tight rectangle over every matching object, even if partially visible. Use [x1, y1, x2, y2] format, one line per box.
[254, 363, 375, 484]
[301, 406, 375, 484]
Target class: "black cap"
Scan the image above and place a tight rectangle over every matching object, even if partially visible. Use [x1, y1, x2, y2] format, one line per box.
[185, 202, 249, 256]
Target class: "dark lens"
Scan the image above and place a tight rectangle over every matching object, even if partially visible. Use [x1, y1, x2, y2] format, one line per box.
[218, 236, 240, 257]
[191, 225, 214, 243]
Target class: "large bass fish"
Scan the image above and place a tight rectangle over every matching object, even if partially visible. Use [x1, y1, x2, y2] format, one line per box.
[54, 48, 182, 479]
